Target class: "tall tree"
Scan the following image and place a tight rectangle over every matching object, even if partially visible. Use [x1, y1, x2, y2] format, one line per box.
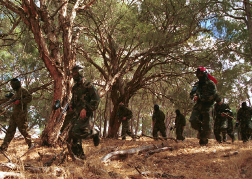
[208, 0, 252, 64]
[76, 0, 216, 137]
[0, 0, 97, 146]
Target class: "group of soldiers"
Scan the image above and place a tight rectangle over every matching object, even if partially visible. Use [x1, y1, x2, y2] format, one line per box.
[0, 66, 101, 160]
[0, 66, 251, 160]
[189, 67, 252, 145]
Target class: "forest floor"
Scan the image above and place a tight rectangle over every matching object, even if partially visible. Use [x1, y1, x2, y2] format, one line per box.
[0, 135, 251, 179]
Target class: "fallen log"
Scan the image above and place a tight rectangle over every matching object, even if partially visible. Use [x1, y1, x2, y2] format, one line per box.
[43, 147, 66, 167]
[144, 146, 173, 158]
[0, 150, 12, 163]
[17, 143, 37, 160]
[86, 146, 118, 158]
[101, 143, 171, 162]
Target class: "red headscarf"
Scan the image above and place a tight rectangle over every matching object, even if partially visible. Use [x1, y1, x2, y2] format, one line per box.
[197, 67, 217, 84]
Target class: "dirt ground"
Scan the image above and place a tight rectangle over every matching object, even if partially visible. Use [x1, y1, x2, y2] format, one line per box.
[0, 136, 251, 179]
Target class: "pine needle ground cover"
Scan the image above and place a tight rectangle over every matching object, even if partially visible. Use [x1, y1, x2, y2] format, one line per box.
[0, 137, 251, 179]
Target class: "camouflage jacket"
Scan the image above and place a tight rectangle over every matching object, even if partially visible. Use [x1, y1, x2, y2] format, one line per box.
[11, 87, 32, 112]
[71, 79, 100, 115]
[237, 107, 252, 124]
[175, 113, 186, 128]
[152, 110, 165, 124]
[117, 106, 132, 120]
[214, 103, 233, 121]
[190, 80, 217, 104]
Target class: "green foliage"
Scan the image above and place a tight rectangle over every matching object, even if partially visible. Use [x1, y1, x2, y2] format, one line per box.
[0, 0, 251, 138]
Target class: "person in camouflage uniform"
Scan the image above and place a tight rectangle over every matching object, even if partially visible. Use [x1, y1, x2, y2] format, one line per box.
[152, 104, 167, 139]
[117, 102, 134, 140]
[175, 109, 186, 141]
[237, 102, 252, 143]
[0, 78, 32, 151]
[213, 97, 234, 143]
[189, 67, 218, 146]
[61, 66, 100, 159]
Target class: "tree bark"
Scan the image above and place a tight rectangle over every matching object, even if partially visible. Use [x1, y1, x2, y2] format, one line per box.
[0, 0, 95, 146]
[244, 0, 252, 64]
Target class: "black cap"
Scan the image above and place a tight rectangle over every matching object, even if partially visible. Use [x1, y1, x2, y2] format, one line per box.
[154, 104, 159, 111]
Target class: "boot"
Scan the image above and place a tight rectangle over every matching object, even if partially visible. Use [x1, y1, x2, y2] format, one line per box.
[199, 138, 208, 146]
[93, 131, 100, 147]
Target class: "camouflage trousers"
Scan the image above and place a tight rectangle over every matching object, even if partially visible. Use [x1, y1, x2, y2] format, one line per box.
[1, 111, 31, 150]
[214, 118, 226, 142]
[239, 122, 252, 142]
[121, 119, 133, 139]
[153, 122, 167, 139]
[63, 111, 98, 158]
[189, 102, 212, 145]
[176, 126, 185, 141]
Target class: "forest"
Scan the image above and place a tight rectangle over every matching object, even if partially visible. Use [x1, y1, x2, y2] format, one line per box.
[0, 0, 251, 178]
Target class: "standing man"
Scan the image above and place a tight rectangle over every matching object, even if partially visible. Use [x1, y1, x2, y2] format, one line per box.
[237, 102, 252, 143]
[175, 109, 186, 141]
[0, 78, 32, 151]
[61, 66, 100, 159]
[117, 102, 134, 140]
[189, 67, 218, 146]
[152, 104, 167, 140]
[213, 97, 234, 143]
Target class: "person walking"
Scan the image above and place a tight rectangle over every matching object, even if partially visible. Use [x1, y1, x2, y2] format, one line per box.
[0, 78, 32, 151]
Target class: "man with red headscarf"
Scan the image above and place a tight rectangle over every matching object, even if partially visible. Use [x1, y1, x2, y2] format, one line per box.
[189, 67, 218, 145]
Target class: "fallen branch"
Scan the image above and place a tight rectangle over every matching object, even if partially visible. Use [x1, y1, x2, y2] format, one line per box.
[86, 146, 118, 158]
[0, 150, 12, 163]
[17, 143, 37, 160]
[145, 146, 173, 158]
[43, 147, 66, 167]
[101, 143, 171, 162]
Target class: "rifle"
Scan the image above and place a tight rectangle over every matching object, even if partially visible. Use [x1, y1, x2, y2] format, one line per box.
[53, 100, 70, 123]
[0, 124, 7, 133]
[221, 112, 235, 120]
[0, 93, 18, 109]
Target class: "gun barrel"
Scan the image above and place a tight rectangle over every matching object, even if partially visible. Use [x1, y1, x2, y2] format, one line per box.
[57, 103, 69, 123]
[0, 98, 18, 109]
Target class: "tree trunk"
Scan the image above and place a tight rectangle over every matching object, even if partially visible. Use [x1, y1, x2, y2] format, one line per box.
[107, 105, 121, 138]
[103, 93, 109, 137]
[135, 111, 140, 136]
[244, 0, 252, 65]
[41, 76, 73, 146]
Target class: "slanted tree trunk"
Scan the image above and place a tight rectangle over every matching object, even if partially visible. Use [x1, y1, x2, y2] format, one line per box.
[0, 0, 96, 146]
[102, 93, 109, 137]
[107, 105, 121, 138]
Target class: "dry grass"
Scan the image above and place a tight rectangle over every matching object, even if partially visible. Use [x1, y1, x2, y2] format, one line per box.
[0, 136, 252, 179]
